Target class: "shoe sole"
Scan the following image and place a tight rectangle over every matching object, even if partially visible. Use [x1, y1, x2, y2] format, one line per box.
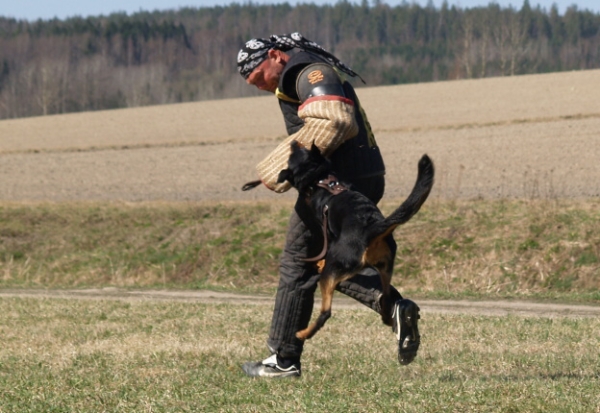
[395, 300, 421, 365]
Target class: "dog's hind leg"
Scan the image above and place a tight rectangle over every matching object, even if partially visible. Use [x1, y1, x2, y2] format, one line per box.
[295, 275, 335, 340]
[295, 271, 355, 340]
[377, 267, 393, 325]
[365, 236, 394, 326]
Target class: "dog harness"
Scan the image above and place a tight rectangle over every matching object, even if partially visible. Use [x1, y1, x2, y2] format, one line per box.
[300, 175, 348, 263]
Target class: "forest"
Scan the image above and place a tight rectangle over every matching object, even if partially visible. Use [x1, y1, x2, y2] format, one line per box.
[0, 0, 598, 119]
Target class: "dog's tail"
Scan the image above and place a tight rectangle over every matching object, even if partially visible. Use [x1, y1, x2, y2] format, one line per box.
[367, 154, 434, 242]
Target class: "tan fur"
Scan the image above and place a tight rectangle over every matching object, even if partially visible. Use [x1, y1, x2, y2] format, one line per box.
[295, 236, 394, 340]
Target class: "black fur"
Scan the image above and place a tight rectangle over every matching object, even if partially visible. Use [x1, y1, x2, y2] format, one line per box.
[277, 141, 434, 340]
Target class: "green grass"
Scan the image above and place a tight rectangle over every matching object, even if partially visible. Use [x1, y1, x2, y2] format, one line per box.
[0, 297, 598, 412]
[1, 199, 599, 302]
[0, 202, 289, 291]
[0, 199, 600, 302]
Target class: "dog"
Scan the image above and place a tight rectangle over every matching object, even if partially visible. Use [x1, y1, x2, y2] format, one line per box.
[276, 141, 434, 340]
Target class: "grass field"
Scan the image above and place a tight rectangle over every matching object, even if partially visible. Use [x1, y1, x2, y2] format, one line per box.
[0, 298, 598, 412]
[1, 199, 598, 412]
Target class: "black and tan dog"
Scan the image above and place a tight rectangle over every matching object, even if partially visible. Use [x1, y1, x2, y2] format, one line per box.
[277, 141, 434, 341]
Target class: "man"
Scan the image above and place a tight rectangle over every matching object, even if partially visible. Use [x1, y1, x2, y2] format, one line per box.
[238, 32, 420, 378]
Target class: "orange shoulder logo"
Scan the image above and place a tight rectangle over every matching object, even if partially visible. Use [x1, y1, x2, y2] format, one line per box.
[307, 70, 324, 84]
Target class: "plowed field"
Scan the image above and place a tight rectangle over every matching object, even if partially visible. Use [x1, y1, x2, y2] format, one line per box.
[1, 69, 599, 202]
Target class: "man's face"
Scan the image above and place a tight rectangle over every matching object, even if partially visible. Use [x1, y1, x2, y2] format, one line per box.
[246, 50, 286, 93]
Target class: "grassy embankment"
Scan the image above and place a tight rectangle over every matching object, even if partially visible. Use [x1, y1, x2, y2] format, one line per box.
[1, 199, 598, 302]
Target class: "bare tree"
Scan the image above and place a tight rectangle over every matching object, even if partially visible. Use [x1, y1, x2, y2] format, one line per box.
[460, 11, 475, 79]
[115, 63, 170, 107]
[492, 9, 511, 75]
[34, 59, 69, 116]
[508, 9, 530, 76]
[478, 10, 493, 78]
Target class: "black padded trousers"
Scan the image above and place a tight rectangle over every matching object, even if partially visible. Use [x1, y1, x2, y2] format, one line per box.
[266, 175, 403, 359]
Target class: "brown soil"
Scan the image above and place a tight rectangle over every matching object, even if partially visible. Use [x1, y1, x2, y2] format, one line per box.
[1, 69, 599, 201]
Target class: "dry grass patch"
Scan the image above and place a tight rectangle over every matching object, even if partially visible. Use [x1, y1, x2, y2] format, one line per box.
[389, 199, 600, 298]
[0, 202, 288, 290]
[1, 199, 599, 301]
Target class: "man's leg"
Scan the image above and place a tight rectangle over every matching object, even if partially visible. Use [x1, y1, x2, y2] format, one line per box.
[242, 210, 320, 378]
[336, 233, 401, 313]
[336, 269, 402, 313]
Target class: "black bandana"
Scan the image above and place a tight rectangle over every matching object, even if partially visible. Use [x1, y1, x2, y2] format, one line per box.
[237, 32, 364, 83]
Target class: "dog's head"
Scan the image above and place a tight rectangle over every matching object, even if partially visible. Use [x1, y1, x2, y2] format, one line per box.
[277, 141, 332, 192]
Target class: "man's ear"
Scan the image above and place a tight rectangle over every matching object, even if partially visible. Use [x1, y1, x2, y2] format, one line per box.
[277, 169, 293, 184]
[268, 48, 285, 63]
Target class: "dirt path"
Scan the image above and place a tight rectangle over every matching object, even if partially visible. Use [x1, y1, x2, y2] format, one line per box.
[1, 288, 599, 318]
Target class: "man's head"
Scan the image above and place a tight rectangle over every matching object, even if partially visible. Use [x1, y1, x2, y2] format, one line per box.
[237, 38, 289, 93]
[237, 32, 363, 92]
[245, 49, 288, 92]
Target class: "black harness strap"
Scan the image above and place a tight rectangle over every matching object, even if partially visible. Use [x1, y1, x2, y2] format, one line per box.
[299, 205, 329, 263]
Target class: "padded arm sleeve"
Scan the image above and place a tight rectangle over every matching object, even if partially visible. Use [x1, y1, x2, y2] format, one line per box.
[256, 96, 359, 193]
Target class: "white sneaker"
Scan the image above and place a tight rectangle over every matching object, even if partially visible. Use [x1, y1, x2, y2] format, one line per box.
[241, 354, 301, 378]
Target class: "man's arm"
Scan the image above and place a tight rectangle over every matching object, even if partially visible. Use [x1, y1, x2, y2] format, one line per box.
[256, 63, 358, 192]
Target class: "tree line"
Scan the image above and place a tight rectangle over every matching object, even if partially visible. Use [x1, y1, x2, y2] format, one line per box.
[0, 0, 598, 120]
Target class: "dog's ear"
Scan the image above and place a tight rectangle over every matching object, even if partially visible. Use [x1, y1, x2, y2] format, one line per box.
[310, 143, 321, 157]
[277, 169, 293, 184]
[290, 140, 302, 152]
